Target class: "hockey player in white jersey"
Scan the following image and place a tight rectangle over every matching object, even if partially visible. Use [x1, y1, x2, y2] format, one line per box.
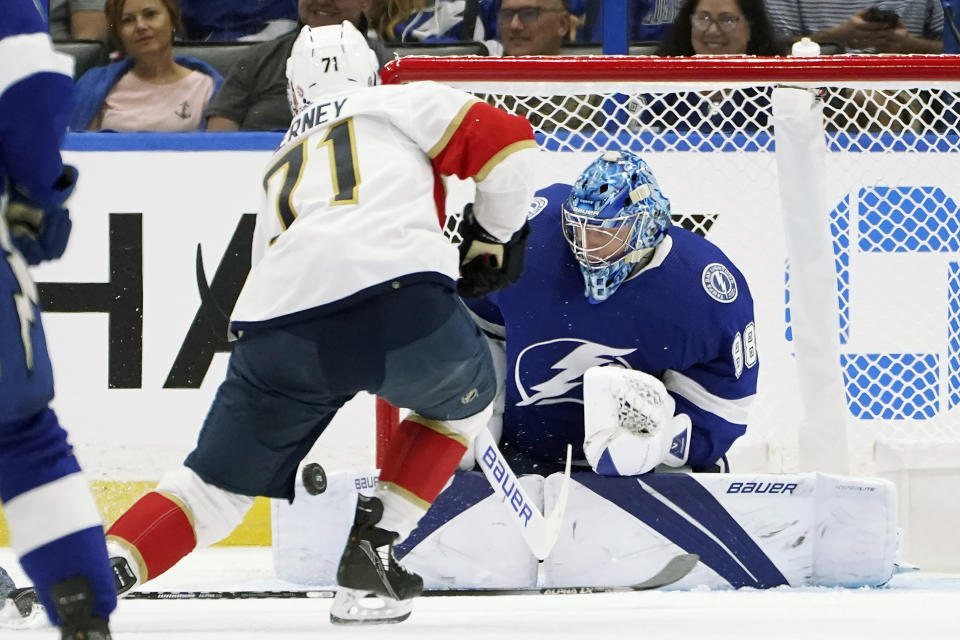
[4, 20, 538, 627]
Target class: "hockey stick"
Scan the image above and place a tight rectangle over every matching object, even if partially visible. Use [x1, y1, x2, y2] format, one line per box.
[473, 427, 573, 561]
[196, 244, 230, 332]
[123, 553, 698, 600]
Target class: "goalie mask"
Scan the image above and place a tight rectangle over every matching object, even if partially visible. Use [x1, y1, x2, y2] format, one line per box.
[285, 21, 380, 116]
[562, 150, 671, 304]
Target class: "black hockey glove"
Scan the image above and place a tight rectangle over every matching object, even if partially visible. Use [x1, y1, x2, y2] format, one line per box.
[456, 204, 531, 298]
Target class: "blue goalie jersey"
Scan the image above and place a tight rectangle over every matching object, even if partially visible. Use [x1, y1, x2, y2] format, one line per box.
[466, 183, 758, 474]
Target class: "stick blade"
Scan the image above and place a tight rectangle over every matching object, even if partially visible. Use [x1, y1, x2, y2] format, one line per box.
[630, 553, 699, 590]
[535, 444, 574, 561]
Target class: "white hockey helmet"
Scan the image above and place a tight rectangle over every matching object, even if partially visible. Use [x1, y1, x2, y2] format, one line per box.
[285, 21, 380, 116]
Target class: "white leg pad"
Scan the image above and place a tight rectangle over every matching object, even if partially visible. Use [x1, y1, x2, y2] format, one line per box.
[443, 402, 494, 441]
[271, 469, 379, 586]
[459, 334, 507, 471]
[541, 471, 899, 588]
[155, 467, 255, 548]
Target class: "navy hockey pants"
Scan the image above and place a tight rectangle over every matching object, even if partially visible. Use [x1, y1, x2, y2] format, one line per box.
[185, 281, 495, 501]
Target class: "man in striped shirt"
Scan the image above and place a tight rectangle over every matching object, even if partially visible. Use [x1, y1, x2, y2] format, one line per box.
[763, 0, 943, 52]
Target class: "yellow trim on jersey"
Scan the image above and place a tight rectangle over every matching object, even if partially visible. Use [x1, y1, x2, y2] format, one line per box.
[285, 142, 308, 224]
[474, 139, 539, 182]
[157, 491, 199, 538]
[428, 98, 482, 159]
[106, 534, 149, 582]
[405, 413, 470, 448]
[320, 118, 361, 206]
[378, 481, 431, 511]
[269, 160, 293, 227]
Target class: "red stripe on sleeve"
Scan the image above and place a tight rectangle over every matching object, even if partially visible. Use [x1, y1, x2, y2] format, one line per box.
[432, 101, 535, 180]
[432, 164, 446, 227]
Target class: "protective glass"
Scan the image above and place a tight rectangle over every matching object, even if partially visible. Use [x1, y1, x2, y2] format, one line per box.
[690, 13, 742, 33]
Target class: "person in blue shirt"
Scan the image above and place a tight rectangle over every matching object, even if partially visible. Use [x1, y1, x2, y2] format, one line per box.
[178, 0, 298, 41]
[0, 2, 116, 638]
[464, 149, 758, 476]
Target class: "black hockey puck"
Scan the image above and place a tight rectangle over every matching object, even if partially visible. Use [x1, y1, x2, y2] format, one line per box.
[302, 462, 327, 495]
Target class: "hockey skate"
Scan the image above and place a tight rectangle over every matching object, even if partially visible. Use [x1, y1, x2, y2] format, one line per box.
[330, 495, 423, 625]
[109, 556, 138, 596]
[51, 576, 111, 640]
[0, 586, 47, 629]
[0, 556, 134, 632]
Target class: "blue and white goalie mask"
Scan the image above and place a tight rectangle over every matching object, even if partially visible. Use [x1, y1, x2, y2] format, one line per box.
[562, 150, 671, 303]
[285, 21, 380, 116]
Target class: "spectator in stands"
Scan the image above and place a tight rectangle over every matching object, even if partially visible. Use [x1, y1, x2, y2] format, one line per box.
[498, 0, 572, 55]
[762, 0, 943, 53]
[71, 0, 223, 131]
[657, 0, 781, 55]
[49, 0, 109, 41]
[640, 0, 778, 134]
[205, 0, 388, 131]
[367, 0, 499, 46]
[178, 0, 299, 42]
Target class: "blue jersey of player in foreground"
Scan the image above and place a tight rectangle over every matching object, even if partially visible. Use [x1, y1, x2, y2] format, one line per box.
[0, 2, 116, 637]
[466, 150, 758, 475]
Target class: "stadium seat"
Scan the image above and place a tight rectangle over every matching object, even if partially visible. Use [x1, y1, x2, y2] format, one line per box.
[54, 39, 109, 79]
[173, 41, 255, 77]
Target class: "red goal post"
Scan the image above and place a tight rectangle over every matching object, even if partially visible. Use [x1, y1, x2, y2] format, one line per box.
[376, 55, 960, 478]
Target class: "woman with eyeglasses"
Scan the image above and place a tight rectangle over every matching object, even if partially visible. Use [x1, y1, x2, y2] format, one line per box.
[656, 0, 782, 55]
[629, 0, 780, 135]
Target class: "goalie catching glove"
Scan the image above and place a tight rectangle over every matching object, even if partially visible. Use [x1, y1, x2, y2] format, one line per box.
[4, 165, 77, 265]
[456, 204, 531, 298]
[582, 365, 691, 476]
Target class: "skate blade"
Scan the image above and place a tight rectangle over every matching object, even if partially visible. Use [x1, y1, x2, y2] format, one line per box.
[0, 597, 49, 630]
[329, 587, 413, 625]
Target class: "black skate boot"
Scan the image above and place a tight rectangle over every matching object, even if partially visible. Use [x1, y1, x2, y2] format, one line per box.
[50, 576, 111, 640]
[330, 495, 423, 625]
[109, 557, 138, 596]
[0, 556, 134, 631]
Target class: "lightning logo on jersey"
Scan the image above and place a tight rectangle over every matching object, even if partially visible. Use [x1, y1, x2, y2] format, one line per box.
[0, 213, 38, 371]
[515, 339, 635, 406]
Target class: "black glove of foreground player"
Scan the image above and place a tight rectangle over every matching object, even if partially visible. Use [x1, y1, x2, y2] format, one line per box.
[456, 204, 531, 298]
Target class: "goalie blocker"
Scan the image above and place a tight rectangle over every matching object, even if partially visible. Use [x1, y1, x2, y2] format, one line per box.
[274, 468, 899, 590]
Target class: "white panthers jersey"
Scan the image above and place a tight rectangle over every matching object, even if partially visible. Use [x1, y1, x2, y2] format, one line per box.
[231, 81, 538, 329]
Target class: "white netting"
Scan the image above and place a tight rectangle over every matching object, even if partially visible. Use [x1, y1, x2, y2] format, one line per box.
[386, 57, 960, 475]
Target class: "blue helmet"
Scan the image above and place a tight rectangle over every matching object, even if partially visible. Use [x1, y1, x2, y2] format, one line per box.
[561, 150, 671, 303]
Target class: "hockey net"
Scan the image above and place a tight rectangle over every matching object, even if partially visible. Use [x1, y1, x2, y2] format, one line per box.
[378, 55, 960, 476]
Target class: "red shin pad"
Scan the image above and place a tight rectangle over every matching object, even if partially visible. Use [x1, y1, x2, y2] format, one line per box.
[107, 491, 197, 581]
[379, 418, 467, 504]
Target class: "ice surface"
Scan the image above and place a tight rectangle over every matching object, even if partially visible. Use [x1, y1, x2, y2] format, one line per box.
[1, 547, 959, 639]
